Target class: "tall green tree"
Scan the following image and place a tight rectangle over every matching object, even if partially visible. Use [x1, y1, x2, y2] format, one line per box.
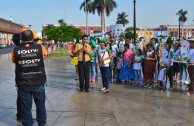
[116, 12, 129, 27]
[45, 19, 82, 42]
[80, 0, 94, 35]
[125, 27, 140, 33]
[176, 9, 188, 39]
[92, 0, 117, 33]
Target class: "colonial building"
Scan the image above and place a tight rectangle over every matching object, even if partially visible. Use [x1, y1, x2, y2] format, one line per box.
[136, 30, 154, 42]
[154, 25, 194, 40]
[0, 18, 23, 45]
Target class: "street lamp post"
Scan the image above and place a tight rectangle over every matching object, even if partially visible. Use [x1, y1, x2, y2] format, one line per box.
[133, 0, 136, 44]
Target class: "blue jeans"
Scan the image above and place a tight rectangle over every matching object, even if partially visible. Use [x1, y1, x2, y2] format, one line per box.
[134, 69, 141, 82]
[108, 68, 112, 80]
[100, 67, 109, 89]
[116, 69, 121, 82]
[154, 61, 158, 80]
[180, 68, 189, 80]
[18, 85, 47, 126]
[90, 62, 96, 79]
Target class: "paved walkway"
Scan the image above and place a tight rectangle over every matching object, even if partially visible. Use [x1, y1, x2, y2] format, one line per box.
[0, 53, 194, 126]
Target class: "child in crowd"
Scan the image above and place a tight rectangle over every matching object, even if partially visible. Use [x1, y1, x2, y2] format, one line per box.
[90, 40, 97, 82]
[158, 61, 167, 91]
[119, 43, 135, 85]
[116, 52, 122, 83]
[133, 49, 143, 86]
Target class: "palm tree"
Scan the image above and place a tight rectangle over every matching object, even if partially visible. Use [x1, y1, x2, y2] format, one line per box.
[116, 12, 129, 27]
[176, 9, 188, 40]
[92, 0, 117, 33]
[80, 0, 94, 35]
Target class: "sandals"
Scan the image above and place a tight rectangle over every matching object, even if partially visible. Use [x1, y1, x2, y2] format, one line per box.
[184, 91, 193, 96]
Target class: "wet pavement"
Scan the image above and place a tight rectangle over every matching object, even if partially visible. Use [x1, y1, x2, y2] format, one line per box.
[0, 53, 194, 126]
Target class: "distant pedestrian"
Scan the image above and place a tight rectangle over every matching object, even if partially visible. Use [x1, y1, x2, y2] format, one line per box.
[73, 35, 92, 92]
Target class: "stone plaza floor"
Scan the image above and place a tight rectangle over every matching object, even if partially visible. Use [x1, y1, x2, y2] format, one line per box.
[0, 53, 194, 126]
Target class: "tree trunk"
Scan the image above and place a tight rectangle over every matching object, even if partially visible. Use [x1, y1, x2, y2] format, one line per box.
[103, 7, 106, 33]
[182, 22, 184, 39]
[101, 12, 104, 38]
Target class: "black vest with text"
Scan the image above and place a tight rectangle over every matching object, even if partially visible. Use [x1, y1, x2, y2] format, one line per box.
[14, 43, 46, 86]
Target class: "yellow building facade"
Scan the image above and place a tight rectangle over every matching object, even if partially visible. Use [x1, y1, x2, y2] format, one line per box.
[136, 31, 154, 42]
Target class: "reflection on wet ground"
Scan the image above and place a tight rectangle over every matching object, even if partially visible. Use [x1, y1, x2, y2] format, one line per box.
[0, 54, 194, 126]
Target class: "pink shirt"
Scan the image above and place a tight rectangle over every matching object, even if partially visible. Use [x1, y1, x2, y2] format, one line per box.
[123, 50, 133, 61]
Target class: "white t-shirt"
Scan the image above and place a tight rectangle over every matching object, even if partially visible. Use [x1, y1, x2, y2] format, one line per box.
[187, 48, 194, 66]
[147, 50, 154, 57]
[129, 43, 134, 51]
[98, 47, 111, 67]
[118, 40, 125, 52]
[158, 68, 167, 81]
[162, 49, 174, 66]
[173, 49, 180, 61]
[117, 57, 122, 69]
[133, 55, 142, 70]
[112, 45, 118, 57]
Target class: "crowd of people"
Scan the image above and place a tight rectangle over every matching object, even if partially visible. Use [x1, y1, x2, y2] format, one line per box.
[71, 34, 194, 95]
[10, 30, 193, 126]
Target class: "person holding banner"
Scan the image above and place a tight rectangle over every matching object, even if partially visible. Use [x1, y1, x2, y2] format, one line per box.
[185, 37, 194, 95]
[98, 38, 112, 93]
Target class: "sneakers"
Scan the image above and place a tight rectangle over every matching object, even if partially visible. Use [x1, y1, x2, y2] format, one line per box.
[101, 87, 106, 91]
[90, 78, 95, 82]
[123, 81, 130, 85]
[143, 85, 148, 88]
[185, 80, 189, 85]
[176, 80, 181, 83]
[102, 89, 110, 93]
[148, 85, 152, 89]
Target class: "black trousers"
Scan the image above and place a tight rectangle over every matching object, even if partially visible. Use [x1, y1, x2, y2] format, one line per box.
[78, 61, 90, 90]
[166, 66, 173, 88]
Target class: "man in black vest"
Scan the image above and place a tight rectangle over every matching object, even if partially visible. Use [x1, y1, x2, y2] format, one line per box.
[12, 30, 48, 126]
